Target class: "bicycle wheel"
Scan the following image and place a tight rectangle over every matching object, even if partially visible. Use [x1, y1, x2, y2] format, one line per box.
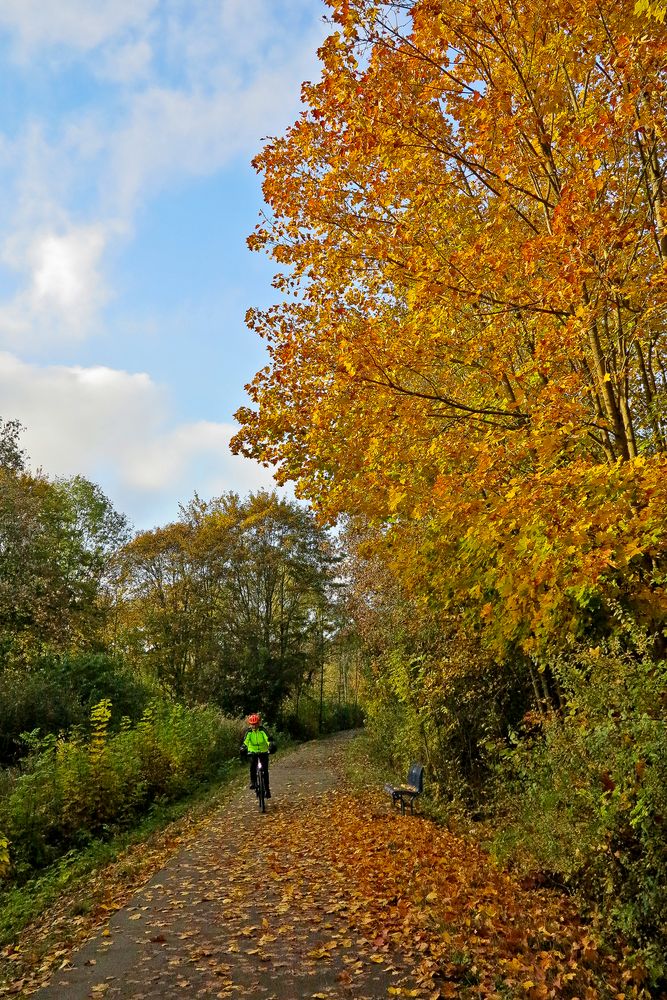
[256, 764, 266, 813]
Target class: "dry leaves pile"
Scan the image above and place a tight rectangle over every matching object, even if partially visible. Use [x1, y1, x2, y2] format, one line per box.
[238, 789, 640, 1000]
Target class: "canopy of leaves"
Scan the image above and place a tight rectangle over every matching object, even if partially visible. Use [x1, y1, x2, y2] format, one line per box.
[0, 469, 130, 667]
[233, 0, 667, 653]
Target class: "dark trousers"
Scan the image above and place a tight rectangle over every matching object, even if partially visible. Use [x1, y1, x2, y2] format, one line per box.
[249, 752, 270, 793]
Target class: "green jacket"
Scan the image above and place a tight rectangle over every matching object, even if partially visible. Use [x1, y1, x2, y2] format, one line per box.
[243, 727, 270, 754]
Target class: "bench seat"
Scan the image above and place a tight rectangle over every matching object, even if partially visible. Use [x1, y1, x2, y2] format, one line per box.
[384, 763, 424, 815]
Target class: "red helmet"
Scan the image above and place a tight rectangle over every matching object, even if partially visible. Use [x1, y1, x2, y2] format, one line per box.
[247, 713, 261, 725]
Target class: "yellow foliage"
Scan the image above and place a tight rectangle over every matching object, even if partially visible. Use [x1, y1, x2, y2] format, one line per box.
[0, 831, 10, 877]
[232, 0, 667, 650]
[89, 699, 112, 763]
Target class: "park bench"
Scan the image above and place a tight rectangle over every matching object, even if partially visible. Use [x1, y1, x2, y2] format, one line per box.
[384, 763, 424, 816]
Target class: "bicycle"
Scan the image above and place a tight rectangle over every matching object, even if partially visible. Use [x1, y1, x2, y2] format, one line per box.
[255, 755, 268, 813]
[240, 739, 276, 813]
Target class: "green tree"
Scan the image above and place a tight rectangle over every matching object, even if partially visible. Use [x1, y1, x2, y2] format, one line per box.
[0, 417, 26, 474]
[0, 469, 130, 666]
[114, 491, 337, 717]
[114, 518, 223, 697]
[214, 492, 337, 718]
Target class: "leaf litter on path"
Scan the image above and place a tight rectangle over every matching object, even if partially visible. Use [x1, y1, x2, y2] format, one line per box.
[0, 734, 647, 998]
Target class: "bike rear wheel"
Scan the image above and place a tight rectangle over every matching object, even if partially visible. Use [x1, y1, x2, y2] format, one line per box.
[256, 765, 266, 813]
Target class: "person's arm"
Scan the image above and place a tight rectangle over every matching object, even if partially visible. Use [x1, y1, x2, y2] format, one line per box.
[258, 725, 275, 752]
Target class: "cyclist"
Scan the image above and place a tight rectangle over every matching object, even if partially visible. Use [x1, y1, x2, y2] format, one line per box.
[240, 713, 274, 798]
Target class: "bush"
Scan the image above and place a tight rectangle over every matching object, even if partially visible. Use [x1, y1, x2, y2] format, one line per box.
[0, 653, 153, 766]
[52, 652, 154, 723]
[362, 648, 532, 809]
[325, 701, 365, 733]
[0, 832, 9, 877]
[0, 668, 81, 766]
[492, 643, 667, 987]
[0, 699, 241, 878]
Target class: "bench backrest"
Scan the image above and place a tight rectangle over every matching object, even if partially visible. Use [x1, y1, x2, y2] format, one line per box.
[407, 763, 424, 792]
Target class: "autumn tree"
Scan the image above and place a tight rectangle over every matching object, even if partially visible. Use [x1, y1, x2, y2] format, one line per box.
[231, 5, 667, 969]
[233, 0, 667, 653]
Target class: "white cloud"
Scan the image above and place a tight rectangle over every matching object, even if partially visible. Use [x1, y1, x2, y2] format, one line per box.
[96, 39, 154, 83]
[102, 73, 311, 216]
[31, 229, 107, 311]
[0, 352, 277, 529]
[0, 224, 112, 345]
[0, 0, 328, 345]
[91, 2, 328, 216]
[0, 0, 158, 54]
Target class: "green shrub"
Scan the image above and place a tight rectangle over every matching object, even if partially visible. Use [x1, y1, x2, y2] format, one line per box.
[0, 653, 153, 765]
[0, 832, 9, 877]
[0, 669, 81, 766]
[51, 652, 154, 723]
[0, 699, 241, 879]
[492, 643, 667, 986]
[362, 648, 532, 809]
[363, 691, 424, 774]
[279, 695, 319, 740]
[324, 701, 365, 732]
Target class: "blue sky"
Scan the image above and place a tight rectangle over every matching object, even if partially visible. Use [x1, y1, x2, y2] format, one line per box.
[0, 0, 329, 530]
